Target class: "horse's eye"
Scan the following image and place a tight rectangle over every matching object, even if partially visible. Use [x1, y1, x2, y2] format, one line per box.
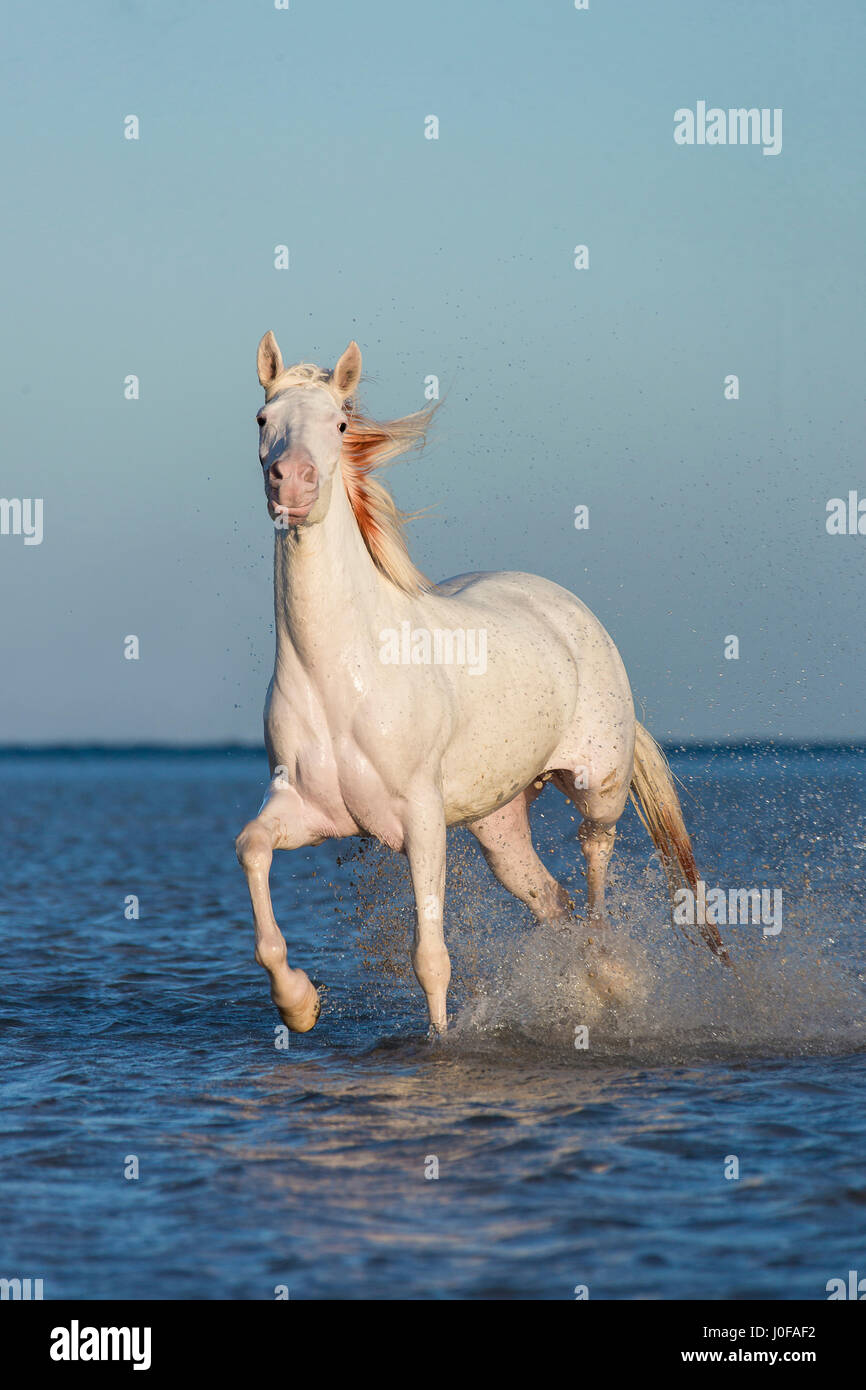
[339, 421, 347, 433]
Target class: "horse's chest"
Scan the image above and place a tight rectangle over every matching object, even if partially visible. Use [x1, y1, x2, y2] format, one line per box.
[294, 736, 404, 847]
[270, 696, 405, 847]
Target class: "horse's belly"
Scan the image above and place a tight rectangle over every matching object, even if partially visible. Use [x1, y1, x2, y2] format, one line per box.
[440, 682, 569, 825]
[442, 750, 549, 824]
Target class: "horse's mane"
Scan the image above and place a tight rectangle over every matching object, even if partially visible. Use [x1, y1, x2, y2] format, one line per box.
[265, 362, 436, 596]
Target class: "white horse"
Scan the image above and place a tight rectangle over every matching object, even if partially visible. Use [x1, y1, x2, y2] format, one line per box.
[236, 334, 728, 1036]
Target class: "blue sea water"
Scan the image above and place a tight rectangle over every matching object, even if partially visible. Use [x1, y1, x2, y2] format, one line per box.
[0, 746, 863, 1301]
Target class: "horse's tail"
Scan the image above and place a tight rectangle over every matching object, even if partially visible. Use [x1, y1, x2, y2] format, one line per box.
[629, 721, 731, 965]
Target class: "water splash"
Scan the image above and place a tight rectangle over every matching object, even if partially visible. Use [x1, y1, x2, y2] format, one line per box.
[344, 794, 866, 1063]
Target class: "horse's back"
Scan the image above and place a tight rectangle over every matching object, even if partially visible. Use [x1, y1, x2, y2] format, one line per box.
[431, 569, 635, 796]
[434, 569, 631, 696]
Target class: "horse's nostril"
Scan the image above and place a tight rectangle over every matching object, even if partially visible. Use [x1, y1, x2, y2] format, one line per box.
[269, 454, 317, 493]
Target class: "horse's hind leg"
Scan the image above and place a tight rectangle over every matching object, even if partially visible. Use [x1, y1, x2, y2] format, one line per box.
[467, 789, 574, 922]
[551, 767, 626, 925]
[577, 819, 617, 923]
[235, 787, 321, 1033]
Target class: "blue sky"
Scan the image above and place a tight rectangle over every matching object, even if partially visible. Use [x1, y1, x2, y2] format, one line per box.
[1, 0, 864, 743]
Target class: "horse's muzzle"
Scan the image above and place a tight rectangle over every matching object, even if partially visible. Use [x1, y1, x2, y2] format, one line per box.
[267, 452, 319, 520]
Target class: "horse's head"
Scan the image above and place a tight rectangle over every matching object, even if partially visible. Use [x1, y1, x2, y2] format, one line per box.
[254, 331, 362, 526]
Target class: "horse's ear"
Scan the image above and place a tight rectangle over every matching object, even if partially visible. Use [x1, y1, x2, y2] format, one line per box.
[331, 341, 362, 400]
[257, 331, 284, 390]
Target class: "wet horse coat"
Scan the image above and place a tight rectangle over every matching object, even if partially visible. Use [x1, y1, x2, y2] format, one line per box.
[236, 334, 727, 1036]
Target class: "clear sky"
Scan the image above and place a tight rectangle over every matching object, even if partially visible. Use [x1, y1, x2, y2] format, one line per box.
[1, 0, 863, 744]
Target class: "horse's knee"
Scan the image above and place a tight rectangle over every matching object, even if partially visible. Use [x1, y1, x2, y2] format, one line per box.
[235, 821, 273, 872]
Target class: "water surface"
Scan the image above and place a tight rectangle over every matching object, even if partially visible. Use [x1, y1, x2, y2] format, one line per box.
[0, 747, 863, 1299]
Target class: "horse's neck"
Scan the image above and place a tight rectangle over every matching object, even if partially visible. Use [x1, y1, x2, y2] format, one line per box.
[272, 471, 398, 673]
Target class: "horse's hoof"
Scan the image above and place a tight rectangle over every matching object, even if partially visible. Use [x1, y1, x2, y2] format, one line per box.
[586, 953, 646, 1010]
[586, 912, 612, 933]
[276, 975, 321, 1033]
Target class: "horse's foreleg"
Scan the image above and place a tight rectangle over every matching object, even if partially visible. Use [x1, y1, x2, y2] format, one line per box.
[235, 796, 321, 1033]
[467, 790, 574, 921]
[403, 793, 450, 1036]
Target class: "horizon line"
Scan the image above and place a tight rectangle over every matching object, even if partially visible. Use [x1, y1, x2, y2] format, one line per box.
[0, 741, 863, 757]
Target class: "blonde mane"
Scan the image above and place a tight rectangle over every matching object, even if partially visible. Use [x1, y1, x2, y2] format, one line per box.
[265, 362, 436, 596]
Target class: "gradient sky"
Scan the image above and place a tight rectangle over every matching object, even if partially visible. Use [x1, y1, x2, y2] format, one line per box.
[1, 0, 864, 743]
